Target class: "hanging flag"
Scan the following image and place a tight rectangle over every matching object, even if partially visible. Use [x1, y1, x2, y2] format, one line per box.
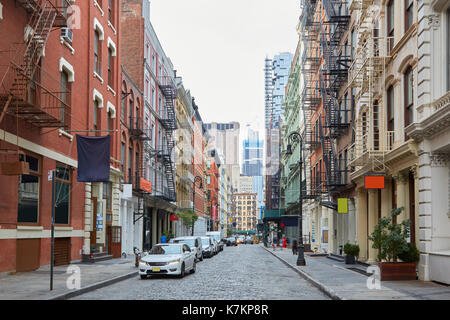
[76, 135, 110, 182]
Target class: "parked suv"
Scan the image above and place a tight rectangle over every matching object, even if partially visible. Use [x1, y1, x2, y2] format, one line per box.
[170, 236, 203, 262]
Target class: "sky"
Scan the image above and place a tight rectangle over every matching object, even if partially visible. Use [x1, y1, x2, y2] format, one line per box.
[149, 0, 300, 137]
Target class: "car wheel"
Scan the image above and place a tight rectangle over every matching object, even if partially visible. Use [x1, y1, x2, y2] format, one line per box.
[179, 263, 185, 278]
[191, 262, 196, 274]
[140, 275, 147, 280]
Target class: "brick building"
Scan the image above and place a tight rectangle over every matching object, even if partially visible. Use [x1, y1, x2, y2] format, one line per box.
[0, 0, 122, 272]
[121, 0, 178, 250]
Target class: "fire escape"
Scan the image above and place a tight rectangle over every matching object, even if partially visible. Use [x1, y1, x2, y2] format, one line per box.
[316, 0, 351, 209]
[300, 0, 324, 201]
[347, 0, 393, 172]
[127, 112, 151, 224]
[0, 0, 71, 128]
[158, 76, 178, 202]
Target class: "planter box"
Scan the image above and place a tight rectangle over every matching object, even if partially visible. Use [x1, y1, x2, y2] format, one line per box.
[345, 255, 356, 264]
[380, 262, 417, 281]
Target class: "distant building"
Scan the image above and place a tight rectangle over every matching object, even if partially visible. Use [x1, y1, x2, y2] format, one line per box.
[239, 175, 253, 194]
[232, 193, 258, 232]
[204, 122, 240, 193]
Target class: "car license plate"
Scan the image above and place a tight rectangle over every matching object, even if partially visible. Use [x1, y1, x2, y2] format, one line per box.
[152, 267, 160, 272]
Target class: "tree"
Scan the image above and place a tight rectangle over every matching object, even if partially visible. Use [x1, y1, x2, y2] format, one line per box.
[368, 207, 411, 263]
[176, 209, 198, 236]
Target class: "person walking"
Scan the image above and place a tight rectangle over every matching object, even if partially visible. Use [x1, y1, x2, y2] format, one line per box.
[292, 239, 298, 255]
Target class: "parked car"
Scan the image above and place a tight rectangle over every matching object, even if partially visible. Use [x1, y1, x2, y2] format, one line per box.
[225, 237, 236, 246]
[246, 236, 254, 245]
[200, 236, 214, 258]
[206, 231, 224, 252]
[170, 236, 203, 262]
[139, 243, 196, 279]
[210, 238, 219, 255]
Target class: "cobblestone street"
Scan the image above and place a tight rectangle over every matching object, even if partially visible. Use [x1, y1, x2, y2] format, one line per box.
[72, 245, 329, 300]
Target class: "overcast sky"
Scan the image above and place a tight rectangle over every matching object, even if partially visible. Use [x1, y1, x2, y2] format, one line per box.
[149, 0, 300, 137]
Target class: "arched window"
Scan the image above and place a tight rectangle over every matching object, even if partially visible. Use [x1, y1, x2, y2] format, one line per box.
[129, 91, 134, 128]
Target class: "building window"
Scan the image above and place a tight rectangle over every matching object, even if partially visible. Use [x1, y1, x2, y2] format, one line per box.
[60, 70, 70, 128]
[128, 143, 133, 184]
[404, 66, 414, 130]
[387, 0, 395, 51]
[103, 182, 112, 224]
[108, 47, 113, 87]
[108, 0, 114, 24]
[18, 155, 40, 224]
[121, 140, 125, 173]
[94, 30, 101, 76]
[129, 95, 134, 127]
[93, 99, 100, 133]
[387, 86, 395, 132]
[405, 0, 414, 32]
[55, 165, 71, 225]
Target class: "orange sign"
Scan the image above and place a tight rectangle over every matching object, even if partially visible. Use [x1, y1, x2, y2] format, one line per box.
[140, 178, 152, 193]
[365, 175, 385, 189]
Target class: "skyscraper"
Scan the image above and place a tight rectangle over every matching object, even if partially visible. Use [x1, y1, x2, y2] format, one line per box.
[242, 128, 264, 177]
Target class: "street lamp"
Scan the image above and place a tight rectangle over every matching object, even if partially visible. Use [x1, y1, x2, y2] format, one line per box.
[286, 131, 306, 266]
[192, 176, 203, 236]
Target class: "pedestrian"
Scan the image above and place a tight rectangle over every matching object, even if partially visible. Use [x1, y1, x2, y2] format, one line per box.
[282, 236, 287, 249]
[292, 239, 298, 255]
[161, 234, 167, 244]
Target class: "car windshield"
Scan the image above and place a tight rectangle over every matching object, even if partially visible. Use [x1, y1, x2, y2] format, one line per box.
[173, 239, 195, 247]
[149, 245, 181, 255]
[201, 238, 210, 246]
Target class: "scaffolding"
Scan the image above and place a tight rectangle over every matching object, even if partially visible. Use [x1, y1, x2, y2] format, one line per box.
[347, 0, 394, 171]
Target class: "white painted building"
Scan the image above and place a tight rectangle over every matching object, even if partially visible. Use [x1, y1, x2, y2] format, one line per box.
[407, 0, 450, 284]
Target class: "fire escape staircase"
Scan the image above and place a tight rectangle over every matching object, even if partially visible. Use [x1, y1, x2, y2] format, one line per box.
[0, 0, 70, 128]
[158, 77, 178, 202]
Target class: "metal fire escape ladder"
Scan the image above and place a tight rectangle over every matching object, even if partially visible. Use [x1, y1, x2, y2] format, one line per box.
[159, 76, 178, 202]
[1, 0, 70, 128]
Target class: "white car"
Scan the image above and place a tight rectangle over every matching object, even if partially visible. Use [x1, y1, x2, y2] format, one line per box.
[170, 236, 203, 262]
[139, 243, 196, 279]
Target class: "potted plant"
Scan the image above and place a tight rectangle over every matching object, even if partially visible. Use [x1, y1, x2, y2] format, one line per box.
[343, 243, 360, 264]
[368, 207, 418, 281]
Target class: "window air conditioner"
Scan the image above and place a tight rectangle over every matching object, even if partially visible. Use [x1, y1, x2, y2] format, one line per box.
[61, 27, 73, 43]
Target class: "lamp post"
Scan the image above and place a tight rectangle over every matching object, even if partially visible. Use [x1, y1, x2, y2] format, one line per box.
[286, 132, 306, 266]
[192, 176, 203, 236]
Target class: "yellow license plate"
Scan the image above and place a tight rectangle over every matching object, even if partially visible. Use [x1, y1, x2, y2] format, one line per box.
[152, 267, 161, 272]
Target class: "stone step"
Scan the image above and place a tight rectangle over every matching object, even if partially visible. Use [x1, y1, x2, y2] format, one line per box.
[81, 253, 114, 263]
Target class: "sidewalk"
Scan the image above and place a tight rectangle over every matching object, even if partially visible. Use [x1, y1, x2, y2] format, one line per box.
[0, 257, 137, 300]
[264, 246, 450, 300]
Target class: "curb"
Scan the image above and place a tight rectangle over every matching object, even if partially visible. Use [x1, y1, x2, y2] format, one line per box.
[48, 271, 138, 300]
[262, 247, 343, 300]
